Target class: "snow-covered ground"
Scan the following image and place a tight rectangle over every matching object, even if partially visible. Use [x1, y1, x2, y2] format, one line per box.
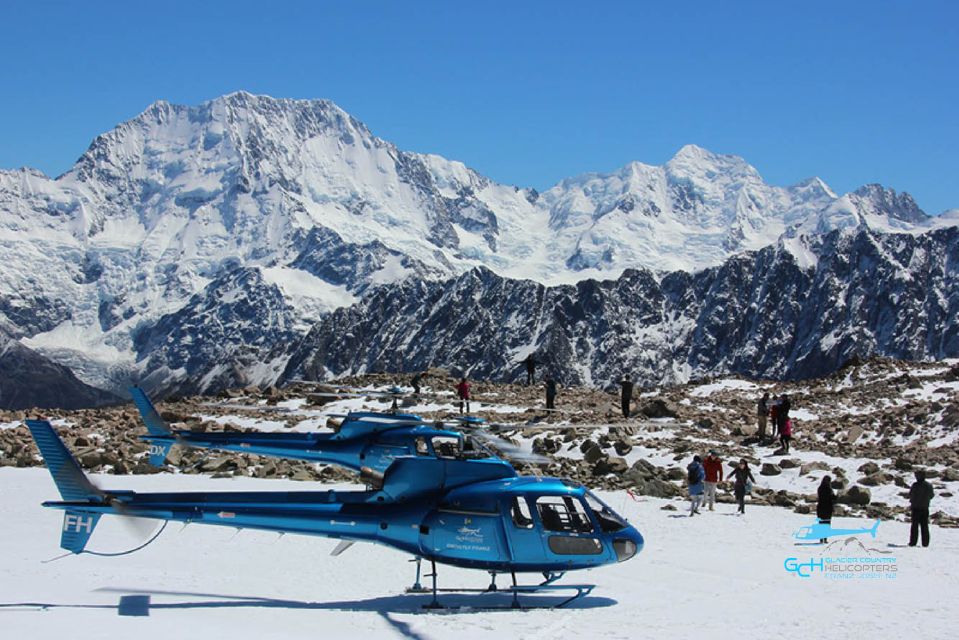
[1, 468, 957, 639]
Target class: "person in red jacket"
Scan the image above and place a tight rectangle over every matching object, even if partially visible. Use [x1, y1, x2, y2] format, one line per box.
[702, 450, 724, 511]
[456, 377, 471, 414]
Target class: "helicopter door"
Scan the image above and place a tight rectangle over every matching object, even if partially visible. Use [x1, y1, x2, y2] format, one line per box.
[421, 508, 504, 565]
[502, 495, 546, 567]
[534, 496, 610, 566]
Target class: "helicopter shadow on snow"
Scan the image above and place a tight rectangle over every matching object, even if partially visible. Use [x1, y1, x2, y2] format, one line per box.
[0, 586, 617, 621]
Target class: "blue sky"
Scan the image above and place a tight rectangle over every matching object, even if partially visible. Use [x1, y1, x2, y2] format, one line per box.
[1, 0, 957, 213]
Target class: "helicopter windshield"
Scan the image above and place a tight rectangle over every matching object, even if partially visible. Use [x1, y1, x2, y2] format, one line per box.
[584, 490, 628, 533]
[431, 436, 461, 458]
[460, 435, 494, 459]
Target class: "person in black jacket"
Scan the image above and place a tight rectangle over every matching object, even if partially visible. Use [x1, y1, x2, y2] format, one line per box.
[728, 459, 756, 514]
[544, 374, 557, 411]
[619, 373, 634, 418]
[524, 354, 537, 386]
[909, 469, 935, 547]
[817, 475, 834, 544]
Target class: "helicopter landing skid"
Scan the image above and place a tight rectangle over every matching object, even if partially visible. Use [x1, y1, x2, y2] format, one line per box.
[412, 560, 594, 610]
[421, 583, 595, 610]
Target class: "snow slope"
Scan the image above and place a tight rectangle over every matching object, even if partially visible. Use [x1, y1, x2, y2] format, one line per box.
[1, 468, 956, 640]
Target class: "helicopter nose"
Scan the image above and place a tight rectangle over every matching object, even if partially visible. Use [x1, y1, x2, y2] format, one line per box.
[613, 526, 644, 562]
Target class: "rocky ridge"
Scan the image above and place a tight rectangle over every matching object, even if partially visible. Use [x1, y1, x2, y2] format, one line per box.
[2, 357, 957, 526]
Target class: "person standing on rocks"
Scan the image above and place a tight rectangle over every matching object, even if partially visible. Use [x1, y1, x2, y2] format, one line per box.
[410, 371, 424, 396]
[524, 353, 538, 386]
[702, 450, 724, 511]
[619, 373, 634, 418]
[456, 376, 472, 415]
[908, 469, 935, 547]
[728, 459, 756, 515]
[687, 455, 706, 516]
[544, 374, 558, 411]
[817, 475, 834, 544]
[769, 398, 780, 438]
[757, 392, 769, 440]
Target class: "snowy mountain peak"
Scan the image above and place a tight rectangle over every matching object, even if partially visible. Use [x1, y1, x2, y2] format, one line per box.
[665, 144, 762, 181]
[790, 176, 837, 199]
[1, 92, 957, 400]
[852, 183, 928, 223]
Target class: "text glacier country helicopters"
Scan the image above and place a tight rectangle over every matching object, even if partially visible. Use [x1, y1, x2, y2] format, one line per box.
[26, 418, 644, 609]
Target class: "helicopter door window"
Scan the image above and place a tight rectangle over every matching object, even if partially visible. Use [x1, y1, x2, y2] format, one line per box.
[535, 496, 594, 534]
[431, 436, 460, 459]
[415, 437, 429, 456]
[511, 496, 533, 529]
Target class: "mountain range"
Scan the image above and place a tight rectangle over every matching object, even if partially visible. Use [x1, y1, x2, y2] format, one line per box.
[0, 92, 956, 406]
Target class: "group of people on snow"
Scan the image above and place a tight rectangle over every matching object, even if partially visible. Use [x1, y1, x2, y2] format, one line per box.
[686, 452, 755, 516]
[757, 392, 793, 452]
[685, 452, 936, 546]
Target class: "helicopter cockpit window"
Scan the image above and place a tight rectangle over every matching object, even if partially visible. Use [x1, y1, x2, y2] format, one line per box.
[511, 496, 533, 529]
[535, 496, 594, 534]
[431, 436, 460, 459]
[584, 490, 628, 533]
[460, 435, 492, 459]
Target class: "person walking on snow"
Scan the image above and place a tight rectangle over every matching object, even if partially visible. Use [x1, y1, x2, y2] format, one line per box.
[909, 469, 935, 547]
[544, 374, 558, 411]
[456, 377, 471, 415]
[702, 450, 724, 511]
[619, 373, 634, 419]
[816, 475, 834, 544]
[524, 354, 537, 386]
[728, 459, 756, 514]
[687, 455, 706, 516]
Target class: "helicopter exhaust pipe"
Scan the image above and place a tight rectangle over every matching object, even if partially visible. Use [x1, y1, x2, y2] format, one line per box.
[360, 466, 385, 490]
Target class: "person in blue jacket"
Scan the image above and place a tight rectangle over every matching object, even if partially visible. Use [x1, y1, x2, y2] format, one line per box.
[687, 455, 706, 516]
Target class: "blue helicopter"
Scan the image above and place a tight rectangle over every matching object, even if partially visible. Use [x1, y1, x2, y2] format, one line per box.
[27, 419, 643, 608]
[132, 387, 506, 472]
[131, 387, 534, 476]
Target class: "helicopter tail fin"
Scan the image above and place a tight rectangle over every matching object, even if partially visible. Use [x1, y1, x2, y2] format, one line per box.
[129, 387, 175, 465]
[26, 419, 105, 553]
[129, 386, 171, 436]
[59, 510, 103, 554]
[26, 419, 101, 501]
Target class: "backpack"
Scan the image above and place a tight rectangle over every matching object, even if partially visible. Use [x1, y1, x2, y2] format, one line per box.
[687, 465, 700, 484]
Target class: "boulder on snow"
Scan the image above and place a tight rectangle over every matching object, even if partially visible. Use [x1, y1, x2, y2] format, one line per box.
[838, 486, 871, 506]
[583, 445, 606, 464]
[640, 399, 678, 419]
